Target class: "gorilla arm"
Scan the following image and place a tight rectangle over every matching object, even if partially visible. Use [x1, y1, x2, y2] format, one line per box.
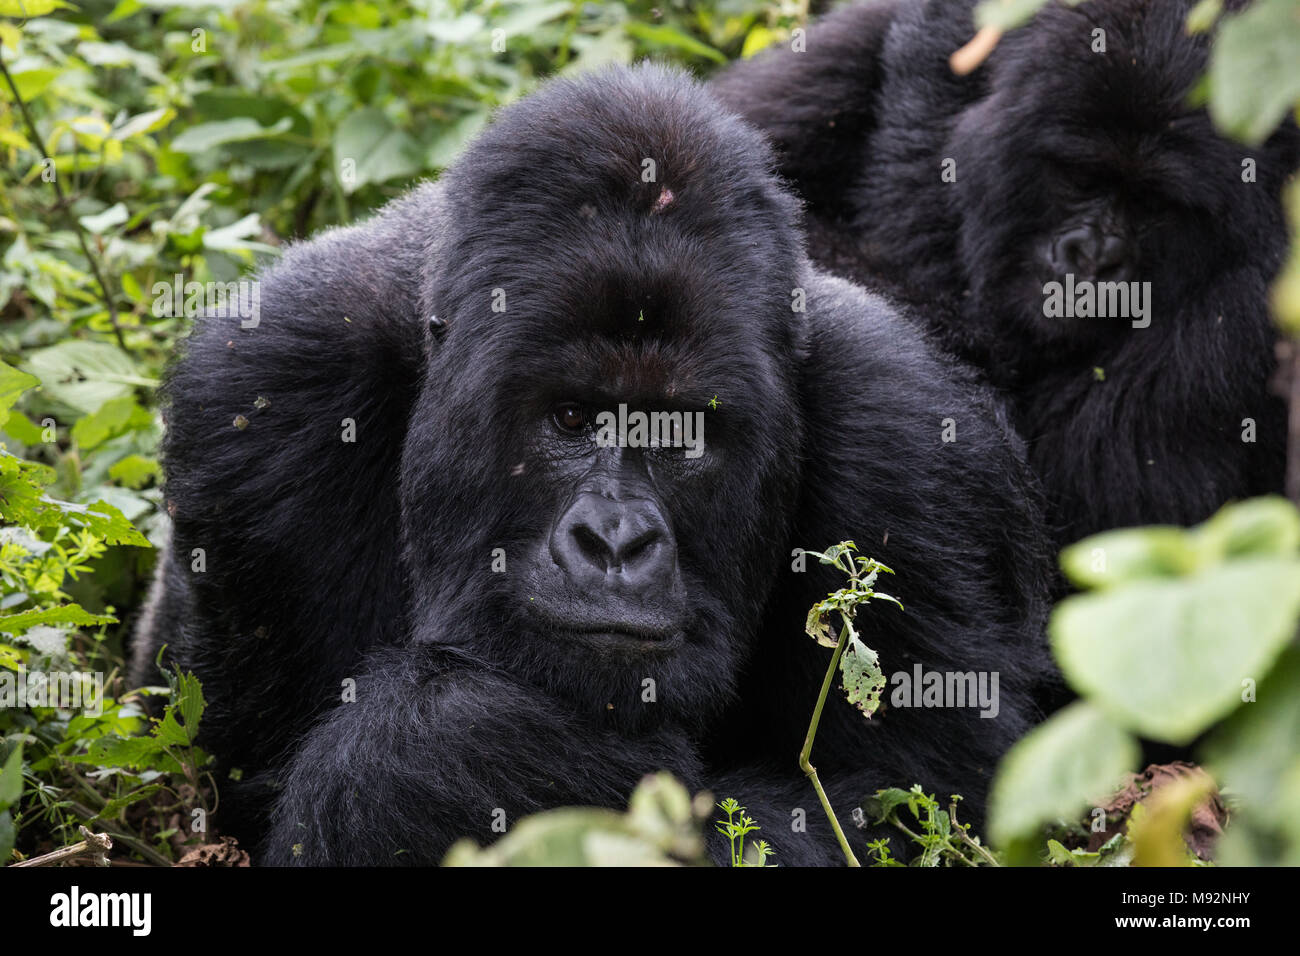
[133, 186, 444, 786]
[263, 644, 704, 866]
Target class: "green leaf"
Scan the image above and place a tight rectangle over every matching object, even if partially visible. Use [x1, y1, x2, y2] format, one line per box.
[1196, 495, 1300, 560]
[71, 395, 152, 450]
[428, 111, 489, 169]
[175, 669, 205, 742]
[3, 410, 45, 445]
[0, 0, 70, 17]
[1201, 644, 1300, 865]
[840, 632, 885, 716]
[988, 701, 1139, 847]
[111, 107, 174, 141]
[0, 605, 115, 637]
[1208, 0, 1300, 144]
[624, 22, 728, 64]
[24, 341, 143, 414]
[333, 108, 422, 193]
[78, 203, 129, 235]
[108, 454, 160, 489]
[0, 743, 22, 808]
[973, 0, 1053, 31]
[1060, 525, 1198, 588]
[1052, 556, 1300, 744]
[0, 360, 39, 429]
[170, 117, 294, 155]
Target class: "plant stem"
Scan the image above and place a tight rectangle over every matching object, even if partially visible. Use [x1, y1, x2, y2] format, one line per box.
[799, 617, 860, 867]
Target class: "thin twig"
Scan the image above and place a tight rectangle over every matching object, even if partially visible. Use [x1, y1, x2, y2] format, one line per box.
[12, 825, 112, 867]
[0, 55, 128, 350]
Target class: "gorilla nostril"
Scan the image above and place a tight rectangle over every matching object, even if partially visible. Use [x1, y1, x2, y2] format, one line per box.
[570, 523, 614, 571]
[618, 527, 663, 567]
[1049, 225, 1095, 275]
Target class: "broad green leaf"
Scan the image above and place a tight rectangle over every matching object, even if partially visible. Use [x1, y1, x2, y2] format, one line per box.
[428, 111, 489, 169]
[1208, 0, 1300, 144]
[333, 108, 422, 193]
[2, 409, 44, 445]
[170, 117, 293, 154]
[1052, 557, 1300, 744]
[190, 91, 312, 169]
[70, 395, 152, 450]
[1195, 495, 1300, 559]
[1202, 644, 1300, 865]
[988, 701, 1138, 847]
[24, 341, 142, 413]
[1060, 525, 1197, 589]
[0, 359, 38, 427]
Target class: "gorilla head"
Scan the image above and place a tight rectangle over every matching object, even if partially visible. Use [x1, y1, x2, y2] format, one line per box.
[398, 67, 806, 732]
[713, 0, 1300, 543]
[950, 0, 1297, 351]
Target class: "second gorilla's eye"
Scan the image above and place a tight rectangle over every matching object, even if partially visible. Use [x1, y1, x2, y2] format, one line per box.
[553, 403, 587, 434]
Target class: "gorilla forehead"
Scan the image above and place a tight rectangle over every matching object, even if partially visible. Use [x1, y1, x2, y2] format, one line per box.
[427, 63, 804, 395]
[992, 1, 1211, 132]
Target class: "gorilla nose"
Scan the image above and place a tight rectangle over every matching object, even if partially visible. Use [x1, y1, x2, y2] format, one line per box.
[551, 493, 675, 588]
[1049, 225, 1131, 281]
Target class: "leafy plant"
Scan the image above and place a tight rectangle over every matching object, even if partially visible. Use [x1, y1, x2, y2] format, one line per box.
[799, 542, 901, 867]
[863, 786, 999, 867]
[988, 497, 1300, 865]
[714, 797, 774, 867]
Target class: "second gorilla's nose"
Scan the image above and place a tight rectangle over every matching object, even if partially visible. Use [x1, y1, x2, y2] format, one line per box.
[1048, 224, 1131, 281]
[551, 493, 675, 589]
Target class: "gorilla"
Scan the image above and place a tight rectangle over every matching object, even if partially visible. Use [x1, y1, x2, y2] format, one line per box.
[713, 0, 1300, 548]
[133, 64, 1051, 866]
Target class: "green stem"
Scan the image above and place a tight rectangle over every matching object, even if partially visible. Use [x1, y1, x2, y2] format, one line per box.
[799, 616, 860, 867]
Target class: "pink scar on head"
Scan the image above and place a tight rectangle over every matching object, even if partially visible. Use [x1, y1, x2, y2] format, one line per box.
[651, 187, 676, 214]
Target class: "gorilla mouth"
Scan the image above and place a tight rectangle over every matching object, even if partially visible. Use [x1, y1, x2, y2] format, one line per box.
[559, 621, 682, 649]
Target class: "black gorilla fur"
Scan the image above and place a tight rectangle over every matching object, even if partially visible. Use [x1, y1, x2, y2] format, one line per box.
[133, 64, 1051, 866]
[713, 0, 1300, 547]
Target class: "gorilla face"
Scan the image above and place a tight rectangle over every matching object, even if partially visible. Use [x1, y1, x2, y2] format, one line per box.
[951, 0, 1293, 347]
[397, 69, 807, 732]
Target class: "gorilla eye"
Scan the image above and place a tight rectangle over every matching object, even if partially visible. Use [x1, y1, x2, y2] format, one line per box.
[553, 403, 588, 434]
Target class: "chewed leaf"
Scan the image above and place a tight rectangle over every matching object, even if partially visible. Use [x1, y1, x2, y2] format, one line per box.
[805, 606, 836, 648]
[840, 632, 885, 717]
